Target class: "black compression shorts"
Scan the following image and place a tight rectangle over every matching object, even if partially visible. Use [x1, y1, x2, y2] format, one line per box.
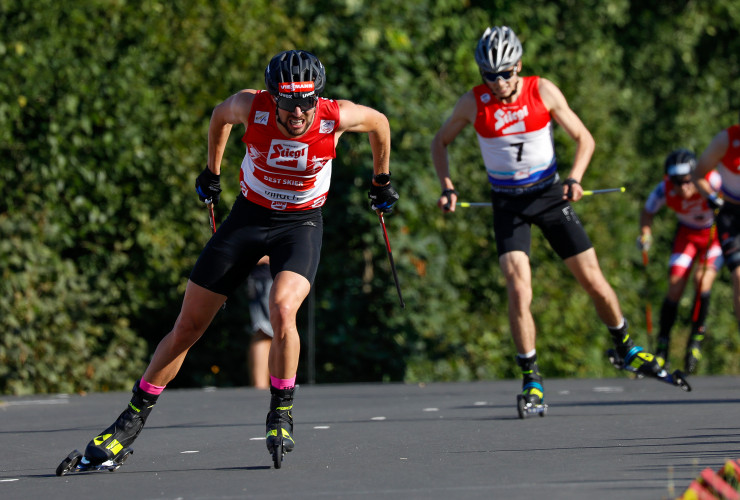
[491, 180, 593, 259]
[716, 202, 740, 271]
[189, 196, 323, 297]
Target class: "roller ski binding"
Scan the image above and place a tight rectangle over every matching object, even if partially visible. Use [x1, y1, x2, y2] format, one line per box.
[55, 381, 159, 476]
[607, 347, 691, 392]
[515, 355, 548, 418]
[56, 448, 133, 476]
[265, 386, 295, 469]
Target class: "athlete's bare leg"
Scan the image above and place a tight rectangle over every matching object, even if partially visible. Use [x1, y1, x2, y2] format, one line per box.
[143, 280, 226, 386]
[564, 248, 622, 326]
[499, 250, 536, 354]
[268, 270, 311, 379]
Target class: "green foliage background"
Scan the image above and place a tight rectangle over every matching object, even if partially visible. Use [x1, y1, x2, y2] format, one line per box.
[2, 0, 740, 394]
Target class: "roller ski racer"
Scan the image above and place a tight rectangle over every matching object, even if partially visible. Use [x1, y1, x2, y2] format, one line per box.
[55, 50, 396, 474]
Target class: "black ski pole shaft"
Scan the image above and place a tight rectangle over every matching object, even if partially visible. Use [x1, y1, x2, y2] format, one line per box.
[205, 197, 226, 310]
[377, 211, 405, 309]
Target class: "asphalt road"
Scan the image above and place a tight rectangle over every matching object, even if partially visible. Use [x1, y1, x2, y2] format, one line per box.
[2, 375, 739, 500]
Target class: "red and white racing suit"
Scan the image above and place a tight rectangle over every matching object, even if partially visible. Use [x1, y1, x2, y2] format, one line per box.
[644, 171, 722, 277]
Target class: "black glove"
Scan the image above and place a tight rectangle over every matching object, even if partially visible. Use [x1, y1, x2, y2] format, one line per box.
[707, 194, 724, 211]
[368, 182, 399, 213]
[195, 166, 221, 205]
[563, 177, 579, 200]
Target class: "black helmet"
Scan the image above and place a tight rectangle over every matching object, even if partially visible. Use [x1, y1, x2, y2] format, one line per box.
[475, 26, 523, 73]
[265, 50, 326, 100]
[664, 148, 696, 178]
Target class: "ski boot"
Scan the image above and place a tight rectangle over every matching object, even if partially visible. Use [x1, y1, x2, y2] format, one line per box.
[609, 325, 663, 378]
[56, 381, 158, 475]
[684, 332, 704, 374]
[84, 382, 158, 465]
[515, 355, 547, 418]
[607, 325, 691, 391]
[654, 336, 670, 369]
[265, 386, 295, 469]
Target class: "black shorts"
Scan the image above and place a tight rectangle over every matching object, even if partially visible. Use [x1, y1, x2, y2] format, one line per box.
[491, 180, 593, 259]
[716, 202, 740, 271]
[189, 196, 323, 296]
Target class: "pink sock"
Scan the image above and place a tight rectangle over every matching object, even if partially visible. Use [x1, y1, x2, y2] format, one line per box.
[139, 378, 166, 395]
[270, 375, 296, 390]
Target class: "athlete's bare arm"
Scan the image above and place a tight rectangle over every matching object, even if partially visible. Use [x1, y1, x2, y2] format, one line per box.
[694, 130, 729, 199]
[431, 91, 477, 212]
[336, 99, 391, 177]
[208, 90, 258, 174]
[539, 78, 594, 201]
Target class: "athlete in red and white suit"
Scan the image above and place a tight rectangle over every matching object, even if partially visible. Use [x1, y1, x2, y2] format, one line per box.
[639, 169, 722, 371]
[431, 25, 664, 407]
[77, 51, 395, 468]
[695, 119, 740, 331]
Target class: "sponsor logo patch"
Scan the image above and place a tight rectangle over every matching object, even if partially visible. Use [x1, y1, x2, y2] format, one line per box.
[255, 111, 269, 125]
[279, 81, 315, 94]
[268, 139, 309, 171]
[319, 120, 335, 134]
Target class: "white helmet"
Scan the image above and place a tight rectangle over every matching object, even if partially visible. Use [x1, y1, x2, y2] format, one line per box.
[475, 26, 522, 73]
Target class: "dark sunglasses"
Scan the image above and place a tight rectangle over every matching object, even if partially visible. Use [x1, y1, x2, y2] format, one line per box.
[276, 97, 317, 113]
[482, 68, 517, 82]
[670, 176, 693, 185]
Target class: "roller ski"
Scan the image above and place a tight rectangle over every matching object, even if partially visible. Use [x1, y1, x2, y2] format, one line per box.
[607, 347, 691, 392]
[265, 386, 295, 469]
[56, 448, 133, 476]
[515, 354, 548, 418]
[56, 380, 159, 476]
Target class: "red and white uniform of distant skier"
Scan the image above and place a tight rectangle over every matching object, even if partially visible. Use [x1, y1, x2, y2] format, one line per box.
[431, 25, 665, 409]
[638, 149, 722, 372]
[693, 114, 740, 333]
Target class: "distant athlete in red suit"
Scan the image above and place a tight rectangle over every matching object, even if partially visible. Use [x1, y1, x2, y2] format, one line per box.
[431, 25, 665, 414]
[638, 149, 722, 373]
[694, 115, 740, 339]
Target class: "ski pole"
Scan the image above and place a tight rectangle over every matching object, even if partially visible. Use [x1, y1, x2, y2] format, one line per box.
[458, 187, 626, 207]
[642, 249, 653, 338]
[205, 198, 216, 234]
[582, 187, 626, 195]
[205, 197, 226, 310]
[691, 223, 716, 322]
[377, 211, 405, 309]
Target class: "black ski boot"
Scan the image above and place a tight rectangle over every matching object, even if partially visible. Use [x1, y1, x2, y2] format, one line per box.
[266, 386, 295, 468]
[655, 336, 670, 369]
[684, 330, 704, 374]
[83, 381, 159, 465]
[609, 322, 662, 378]
[516, 355, 547, 418]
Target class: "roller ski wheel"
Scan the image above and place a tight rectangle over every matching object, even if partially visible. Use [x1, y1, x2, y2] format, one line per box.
[269, 437, 285, 469]
[606, 348, 692, 392]
[516, 394, 548, 419]
[55, 448, 133, 476]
